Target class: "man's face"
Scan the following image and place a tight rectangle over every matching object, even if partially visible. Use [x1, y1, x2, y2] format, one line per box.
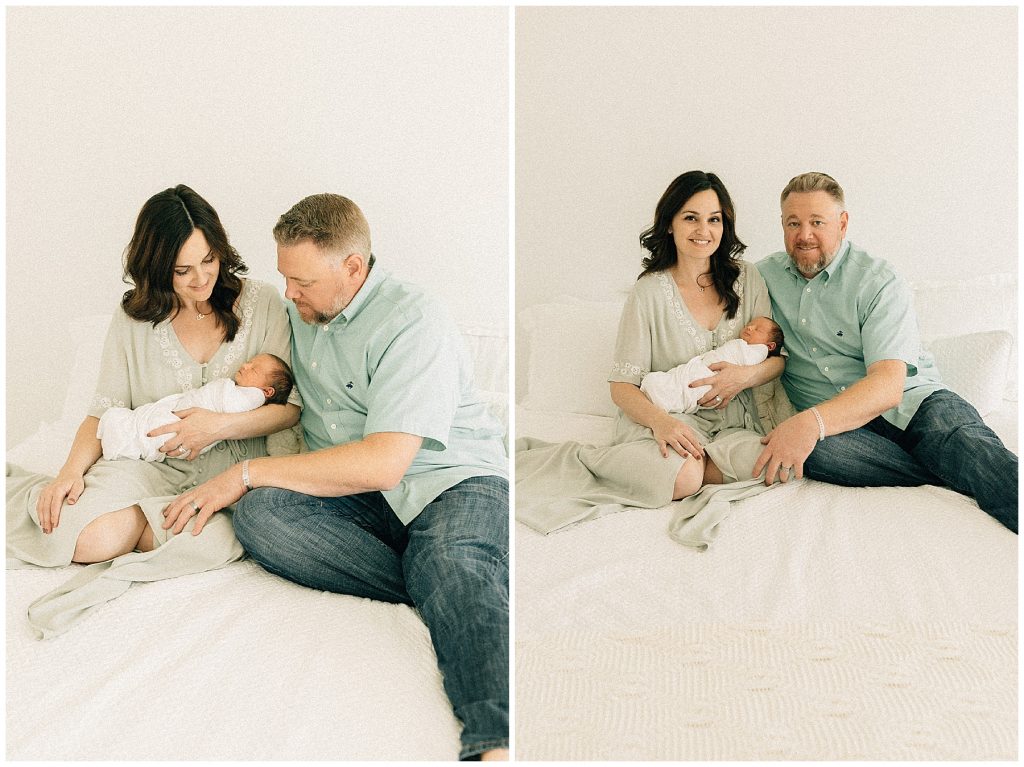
[277, 239, 364, 325]
[781, 191, 849, 278]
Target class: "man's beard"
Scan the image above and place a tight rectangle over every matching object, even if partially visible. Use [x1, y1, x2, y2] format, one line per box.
[296, 293, 348, 325]
[789, 245, 835, 277]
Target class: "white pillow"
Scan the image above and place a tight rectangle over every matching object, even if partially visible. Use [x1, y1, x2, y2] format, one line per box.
[925, 330, 1013, 416]
[518, 297, 624, 417]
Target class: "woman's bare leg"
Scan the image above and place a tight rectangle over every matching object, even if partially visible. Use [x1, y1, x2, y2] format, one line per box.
[72, 505, 156, 563]
[672, 454, 725, 500]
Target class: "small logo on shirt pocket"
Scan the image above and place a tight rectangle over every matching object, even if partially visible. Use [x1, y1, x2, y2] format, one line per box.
[346, 382, 354, 389]
[836, 330, 844, 337]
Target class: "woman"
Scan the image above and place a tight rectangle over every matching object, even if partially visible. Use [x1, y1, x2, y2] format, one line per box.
[7, 184, 300, 638]
[516, 170, 783, 540]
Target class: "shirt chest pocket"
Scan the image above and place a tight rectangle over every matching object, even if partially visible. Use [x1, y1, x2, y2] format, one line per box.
[322, 409, 367, 444]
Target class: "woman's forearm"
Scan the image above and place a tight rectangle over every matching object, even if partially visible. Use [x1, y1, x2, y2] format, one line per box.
[61, 416, 103, 476]
[745, 355, 785, 388]
[610, 381, 667, 429]
[216, 404, 301, 441]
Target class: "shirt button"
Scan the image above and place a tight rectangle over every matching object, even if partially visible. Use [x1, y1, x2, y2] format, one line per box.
[198, 468, 204, 474]
[312, 361, 318, 368]
[823, 366, 830, 372]
[805, 287, 812, 293]
[330, 423, 337, 429]
[800, 318, 807, 324]
[326, 398, 332, 405]
[840, 386, 846, 391]
[811, 347, 817, 352]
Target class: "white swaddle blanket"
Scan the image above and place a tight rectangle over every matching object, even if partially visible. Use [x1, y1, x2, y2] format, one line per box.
[641, 339, 769, 414]
[98, 378, 266, 461]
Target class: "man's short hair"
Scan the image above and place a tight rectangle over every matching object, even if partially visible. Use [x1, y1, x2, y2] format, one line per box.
[273, 193, 372, 258]
[780, 172, 846, 210]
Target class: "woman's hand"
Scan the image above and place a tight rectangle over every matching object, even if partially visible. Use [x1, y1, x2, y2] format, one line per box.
[162, 463, 248, 535]
[651, 412, 705, 460]
[36, 469, 86, 534]
[149, 408, 229, 461]
[690, 361, 756, 410]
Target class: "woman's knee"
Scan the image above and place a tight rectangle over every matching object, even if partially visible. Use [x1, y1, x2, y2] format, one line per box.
[73, 505, 149, 563]
[672, 457, 704, 500]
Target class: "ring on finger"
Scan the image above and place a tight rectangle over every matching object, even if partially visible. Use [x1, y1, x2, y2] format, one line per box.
[177, 445, 190, 456]
[190, 501, 201, 514]
[714, 395, 722, 403]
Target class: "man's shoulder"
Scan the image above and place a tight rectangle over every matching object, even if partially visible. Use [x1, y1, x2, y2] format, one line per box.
[368, 272, 453, 332]
[755, 251, 790, 280]
[837, 243, 905, 288]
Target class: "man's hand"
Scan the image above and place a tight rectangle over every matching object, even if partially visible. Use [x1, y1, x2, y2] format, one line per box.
[691, 362, 754, 410]
[149, 408, 227, 461]
[752, 409, 820, 485]
[162, 463, 247, 535]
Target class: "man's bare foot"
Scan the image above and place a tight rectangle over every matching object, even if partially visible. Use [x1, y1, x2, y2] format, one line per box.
[480, 748, 509, 761]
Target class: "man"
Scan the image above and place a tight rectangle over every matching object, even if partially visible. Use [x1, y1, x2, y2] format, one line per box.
[165, 194, 510, 760]
[753, 172, 1017, 533]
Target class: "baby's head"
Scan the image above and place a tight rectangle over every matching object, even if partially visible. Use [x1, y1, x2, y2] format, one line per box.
[234, 353, 294, 405]
[740, 316, 783, 356]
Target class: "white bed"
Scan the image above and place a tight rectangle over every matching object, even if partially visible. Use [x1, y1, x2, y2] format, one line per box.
[6, 314, 508, 761]
[514, 273, 1018, 760]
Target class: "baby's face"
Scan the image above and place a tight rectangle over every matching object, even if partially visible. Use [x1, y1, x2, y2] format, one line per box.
[740, 318, 776, 346]
[234, 354, 277, 389]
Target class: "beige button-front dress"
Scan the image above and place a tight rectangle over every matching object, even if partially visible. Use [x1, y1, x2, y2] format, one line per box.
[7, 279, 301, 638]
[516, 261, 777, 546]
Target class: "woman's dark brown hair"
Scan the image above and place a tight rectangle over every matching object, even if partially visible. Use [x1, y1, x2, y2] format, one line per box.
[638, 170, 747, 319]
[121, 184, 248, 340]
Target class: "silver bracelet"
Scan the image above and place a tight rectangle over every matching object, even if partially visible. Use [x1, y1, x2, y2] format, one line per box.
[809, 407, 826, 441]
[241, 459, 253, 492]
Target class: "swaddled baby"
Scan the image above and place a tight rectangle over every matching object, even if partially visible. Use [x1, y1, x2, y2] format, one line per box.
[640, 316, 783, 413]
[97, 353, 294, 461]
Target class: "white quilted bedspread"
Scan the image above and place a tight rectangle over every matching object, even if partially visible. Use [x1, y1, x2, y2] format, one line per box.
[516, 469, 1018, 760]
[7, 559, 461, 759]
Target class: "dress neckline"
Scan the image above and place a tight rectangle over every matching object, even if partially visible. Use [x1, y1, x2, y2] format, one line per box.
[664, 272, 724, 333]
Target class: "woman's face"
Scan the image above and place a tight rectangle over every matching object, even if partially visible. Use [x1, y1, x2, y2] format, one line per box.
[669, 189, 724, 264]
[172, 229, 220, 306]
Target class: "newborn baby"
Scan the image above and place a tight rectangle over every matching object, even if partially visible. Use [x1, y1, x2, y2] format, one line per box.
[97, 353, 294, 461]
[640, 316, 783, 414]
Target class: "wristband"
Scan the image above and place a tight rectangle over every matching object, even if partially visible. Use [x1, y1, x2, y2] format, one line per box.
[241, 459, 253, 492]
[809, 407, 826, 441]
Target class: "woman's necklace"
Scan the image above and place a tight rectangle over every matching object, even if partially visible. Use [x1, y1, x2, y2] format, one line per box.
[195, 301, 210, 321]
[695, 272, 713, 293]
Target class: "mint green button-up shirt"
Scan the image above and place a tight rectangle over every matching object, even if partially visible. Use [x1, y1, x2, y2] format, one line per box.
[288, 264, 508, 524]
[757, 241, 945, 429]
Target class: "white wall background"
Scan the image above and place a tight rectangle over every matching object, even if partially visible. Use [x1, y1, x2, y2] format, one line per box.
[7, 6, 508, 445]
[516, 6, 1017, 398]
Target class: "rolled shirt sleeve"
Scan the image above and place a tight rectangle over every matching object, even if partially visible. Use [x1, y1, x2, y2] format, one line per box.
[362, 305, 459, 451]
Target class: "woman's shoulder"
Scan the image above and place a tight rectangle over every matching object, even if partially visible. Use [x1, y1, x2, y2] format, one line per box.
[238, 277, 286, 310]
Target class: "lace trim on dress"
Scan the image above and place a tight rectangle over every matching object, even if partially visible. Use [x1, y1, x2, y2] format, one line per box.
[155, 280, 262, 391]
[612, 360, 648, 379]
[658, 266, 749, 351]
[657, 271, 707, 354]
[90, 394, 127, 410]
[210, 280, 262, 380]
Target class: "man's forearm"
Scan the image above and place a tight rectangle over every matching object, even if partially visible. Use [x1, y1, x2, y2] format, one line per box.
[809, 359, 906, 436]
[244, 432, 424, 497]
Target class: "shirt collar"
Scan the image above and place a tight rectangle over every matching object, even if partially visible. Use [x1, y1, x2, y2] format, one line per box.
[331, 262, 386, 326]
[783, 239, 850, 282]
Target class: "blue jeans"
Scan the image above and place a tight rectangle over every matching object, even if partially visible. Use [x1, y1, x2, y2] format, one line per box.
[804, 389, 1017, 533]
[233, 475, 509, 760]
